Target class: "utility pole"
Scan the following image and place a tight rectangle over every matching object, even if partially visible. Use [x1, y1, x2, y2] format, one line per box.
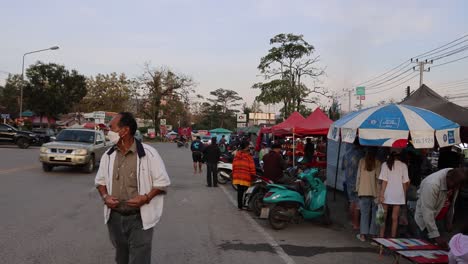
[348, 89, 352, 112]
[406, 86, 411, 98]
[412, 59, 432, 88]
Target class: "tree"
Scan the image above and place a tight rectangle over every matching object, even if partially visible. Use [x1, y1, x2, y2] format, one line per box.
[0, 74, 22, 118]
[207, 88, 243, 128]
[253, 33, 327, 117]
[78, 73, 132, 113]
[137, 65, 195, 128]
[24, 62, 87, 124]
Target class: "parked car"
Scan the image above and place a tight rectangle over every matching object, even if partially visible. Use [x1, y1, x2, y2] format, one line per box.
[32, 128, 56, 145]
[39, 128, 109, 173]
[201, 136, 212, 145]
[0, 124, 39, 149]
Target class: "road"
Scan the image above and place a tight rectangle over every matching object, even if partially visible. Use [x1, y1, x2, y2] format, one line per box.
[0, 143, 398, 264]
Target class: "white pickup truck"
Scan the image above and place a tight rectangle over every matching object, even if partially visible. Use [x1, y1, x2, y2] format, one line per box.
[39, 128, 110, 173]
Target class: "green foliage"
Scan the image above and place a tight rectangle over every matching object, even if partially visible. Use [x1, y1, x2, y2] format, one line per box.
[137, 65, 194, 128]
[253, 33, 327, 118]
[78, 73, 132, 113]
[193, 89, 242, 130]
[24, 61, 87, 119]
[0, 74, 22, 117]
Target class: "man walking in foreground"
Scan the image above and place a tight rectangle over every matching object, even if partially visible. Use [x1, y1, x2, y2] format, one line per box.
[95, 112, 170, 264]
[191, 136, 204, 174]
[203, 137, 221, 187]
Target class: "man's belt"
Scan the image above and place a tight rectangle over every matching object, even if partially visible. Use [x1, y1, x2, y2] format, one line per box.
[111, 209, 140, 216]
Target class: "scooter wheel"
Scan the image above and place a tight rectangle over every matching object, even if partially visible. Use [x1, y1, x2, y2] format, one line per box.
[269, 205, 289, 230]
[217, 170, 229, 184]
[321, 205, 332, 226]
[250, 192, 265, 217]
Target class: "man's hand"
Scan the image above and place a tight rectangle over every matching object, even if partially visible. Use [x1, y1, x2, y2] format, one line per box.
[434, 236, 448, 250]
[126, 195, 149, 208]
[104, 195, 120, 209]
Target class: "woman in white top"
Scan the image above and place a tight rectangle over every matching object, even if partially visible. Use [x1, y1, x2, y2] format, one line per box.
[378, 152, 410, 238]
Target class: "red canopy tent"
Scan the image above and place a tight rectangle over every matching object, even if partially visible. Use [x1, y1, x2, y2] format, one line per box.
[295, 108, 333, 136]
[271, 111, 305, 135]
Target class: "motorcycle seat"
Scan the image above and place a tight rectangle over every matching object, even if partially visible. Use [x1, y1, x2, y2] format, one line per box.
[285, 182, 305, 195]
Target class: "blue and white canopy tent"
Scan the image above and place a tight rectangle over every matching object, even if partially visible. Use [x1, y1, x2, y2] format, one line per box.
[327, 104, 461, 199]
[328, 104, 460, 148]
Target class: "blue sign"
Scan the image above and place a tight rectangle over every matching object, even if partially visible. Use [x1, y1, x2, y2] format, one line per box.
[1, 114, 10, 119]
[447, 130, 455, 144]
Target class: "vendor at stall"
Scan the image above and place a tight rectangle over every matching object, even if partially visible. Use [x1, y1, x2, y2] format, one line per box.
[414, 168, 467, 248]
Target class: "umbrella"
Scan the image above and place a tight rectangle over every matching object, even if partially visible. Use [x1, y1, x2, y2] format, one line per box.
[328, 104, 461, 201]
[328, 104, 460, 149]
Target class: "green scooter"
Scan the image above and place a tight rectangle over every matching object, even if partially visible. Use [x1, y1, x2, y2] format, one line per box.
[262, 168, 330, 230]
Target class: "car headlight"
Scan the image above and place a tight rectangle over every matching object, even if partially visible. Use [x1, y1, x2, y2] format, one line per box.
[75, 149, 88, 155]
[40, 147, 48, 153]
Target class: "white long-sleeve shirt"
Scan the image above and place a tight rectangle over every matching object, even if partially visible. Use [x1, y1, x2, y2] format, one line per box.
[95, 142, 171, 230]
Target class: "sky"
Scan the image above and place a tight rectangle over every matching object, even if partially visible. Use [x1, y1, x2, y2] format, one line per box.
[1, 0, 468, 112]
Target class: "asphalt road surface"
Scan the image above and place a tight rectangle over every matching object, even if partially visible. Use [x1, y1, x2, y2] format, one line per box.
[0, 143, 399, 264]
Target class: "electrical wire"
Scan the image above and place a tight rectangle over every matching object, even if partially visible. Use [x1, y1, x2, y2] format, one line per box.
[367, 73, 419, 95]
[427, 45, 468, 61]
[353, 60, 411, 87]
[430, 55, 468, 69]
[415, 38, 468, 60]
[366, 69, 415, 90]
[411, 33, 468, 59]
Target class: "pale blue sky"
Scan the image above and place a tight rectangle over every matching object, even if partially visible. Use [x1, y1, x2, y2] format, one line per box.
[1, 0, 468, 110]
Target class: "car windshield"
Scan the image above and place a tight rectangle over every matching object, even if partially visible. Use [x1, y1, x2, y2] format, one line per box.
[56, 130, 95, 143]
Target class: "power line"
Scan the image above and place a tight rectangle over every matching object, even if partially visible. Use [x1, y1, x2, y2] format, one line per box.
[353, 60, 411, 87]
[435, 78, 468, 86]
[411, 33, 468, 59]
[415, 38, 468, 60]
[367, 73, 419, 95]
[430, 54, 468, 69]
[366, 68, 415, 90]
[427, 45, 468, 61]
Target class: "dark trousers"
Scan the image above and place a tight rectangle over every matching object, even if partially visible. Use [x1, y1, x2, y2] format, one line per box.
[237, 185, 248, 209]
[107, 211, 154, 264]
[206, 163, 218, 187]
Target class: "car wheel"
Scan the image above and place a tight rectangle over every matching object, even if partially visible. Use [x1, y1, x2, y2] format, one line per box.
[42, 163, 54, 172]
[83, 155, 95, 173]
[17, 138, 30, 149]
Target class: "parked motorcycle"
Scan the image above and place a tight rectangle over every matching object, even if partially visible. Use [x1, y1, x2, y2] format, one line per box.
[176, 140, 188, 148]
[243, 174, 274, 216]
[262, 168, 330, 230]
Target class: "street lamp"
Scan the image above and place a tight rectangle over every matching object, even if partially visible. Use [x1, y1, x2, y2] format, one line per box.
[20, 46, 60, 118]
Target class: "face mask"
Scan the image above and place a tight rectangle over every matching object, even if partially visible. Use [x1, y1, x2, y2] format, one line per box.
[107, 131, 121, 144]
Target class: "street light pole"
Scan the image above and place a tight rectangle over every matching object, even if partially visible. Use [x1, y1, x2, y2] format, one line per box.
[20, 46, 59, 119]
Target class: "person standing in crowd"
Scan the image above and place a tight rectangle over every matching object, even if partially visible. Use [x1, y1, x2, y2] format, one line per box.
[355, 148, 381, 242]
[379, 151, 410, 238]
[304, 138, 315, 163]
[263, 143, 289, 184]
[414, 168, 466, 248]
[343, 142, 364, 231]
[203, 137, 221, 187]
[449, 217, 468, 264]
[95, 112, 171, 264]
[191, 136, 204, 174]
[232, 141, 256, 210]
[259, 142, 269, 162]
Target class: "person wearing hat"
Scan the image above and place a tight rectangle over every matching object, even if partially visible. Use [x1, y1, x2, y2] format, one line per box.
[263, 143, 289, 184]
